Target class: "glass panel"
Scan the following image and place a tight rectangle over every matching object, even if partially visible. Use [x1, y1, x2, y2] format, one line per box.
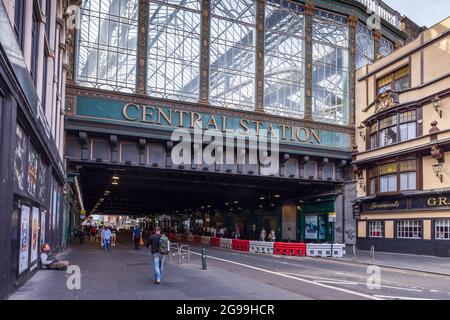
[379, 115, 397, 129]
[370, 122, 377, 134]
[399, 160, 416, 172]
[400, 172, 416, 191]
[379, 37, 394, 57]
[147, 0, 201, 101]
[379, 126, 397, 147]
[395, 66, 409, 79]
[377, 74, 393, 89]
[380, 174, 397, 192]
[379, 163, 397, 175]
[209, 0, 256, 110]
[355, 22, 374, 69]
[264, 0, 305, 118]
[312, 10, 349, 125]
[370, 177, 376, 195]
[395, 76, 409, 91]
[399, 122, 416, 141]
[435, 220, 450, 240]
[77, 0, 139, 92]
[399, 111, 416, 123]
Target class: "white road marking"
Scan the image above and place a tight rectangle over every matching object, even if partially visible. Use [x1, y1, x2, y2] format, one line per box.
[281, 272, 423, 293]
[188, 251, 382, 300]
[314, 280, 359, 285]
[373, 295, 434, 300]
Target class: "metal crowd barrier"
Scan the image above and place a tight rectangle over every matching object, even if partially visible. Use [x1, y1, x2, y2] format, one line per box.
[169, 243, 191, 265]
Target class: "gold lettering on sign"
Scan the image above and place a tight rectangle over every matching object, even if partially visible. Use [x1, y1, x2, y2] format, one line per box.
[157, 108, 172, 126]
[428, 198, 437, 206]
[122, 103, 139, 121]
[120, 104, 324, 145]
[369, 201, 400, 210]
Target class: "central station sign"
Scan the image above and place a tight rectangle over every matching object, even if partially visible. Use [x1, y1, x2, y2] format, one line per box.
[73, 96, 352, 150]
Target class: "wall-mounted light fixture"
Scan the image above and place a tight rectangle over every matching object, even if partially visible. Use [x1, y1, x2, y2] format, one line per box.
[432, 162, 444, 183]
[358, 124, 366, 141]
[357, 175, 366, 192]
[432, 95, 442, 118]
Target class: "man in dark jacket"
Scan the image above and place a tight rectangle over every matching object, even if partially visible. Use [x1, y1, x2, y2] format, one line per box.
[145, 226, 165, 284]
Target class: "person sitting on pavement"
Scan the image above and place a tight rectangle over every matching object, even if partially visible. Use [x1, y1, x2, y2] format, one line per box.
[40, 243, 69, 270]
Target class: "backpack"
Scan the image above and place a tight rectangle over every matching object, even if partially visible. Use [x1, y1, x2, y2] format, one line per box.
[158, 235, 170, 255]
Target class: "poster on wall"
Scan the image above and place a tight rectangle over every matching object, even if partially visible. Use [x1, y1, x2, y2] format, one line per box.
[30, 207, 40, 263]
[19, 206, 31, 275]
[40, 211, 46, 245]
[52, 187, 57, 230]
[305, 215, 318, 240]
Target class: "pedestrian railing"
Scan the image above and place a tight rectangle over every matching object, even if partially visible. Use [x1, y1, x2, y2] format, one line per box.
[169, 243, 191, 265]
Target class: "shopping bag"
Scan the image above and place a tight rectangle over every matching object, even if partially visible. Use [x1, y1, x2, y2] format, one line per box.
[139, 236, 144, 246]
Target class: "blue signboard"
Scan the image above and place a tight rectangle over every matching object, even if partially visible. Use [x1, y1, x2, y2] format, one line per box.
[73, 96, 352, 151]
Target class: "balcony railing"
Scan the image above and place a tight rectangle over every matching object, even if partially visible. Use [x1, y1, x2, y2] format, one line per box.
[355, 0, 402, 29]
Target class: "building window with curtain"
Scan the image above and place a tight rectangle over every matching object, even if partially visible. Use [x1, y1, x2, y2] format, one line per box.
[312, 10, 349, 125]
[76, 0, 139, 93]
[355, 22, 374, 69]
[263, 0, 305, 118]
[147, 0, 201, 102]
[209, 0, 256, 111]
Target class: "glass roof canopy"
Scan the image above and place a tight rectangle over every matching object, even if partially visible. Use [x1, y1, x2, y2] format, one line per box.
[75, 0, 395, 126]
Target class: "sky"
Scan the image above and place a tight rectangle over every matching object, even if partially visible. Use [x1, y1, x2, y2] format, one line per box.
[384, 0, 450, 27]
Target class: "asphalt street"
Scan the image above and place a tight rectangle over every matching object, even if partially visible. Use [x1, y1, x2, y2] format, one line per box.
[9, 237, 450, 300]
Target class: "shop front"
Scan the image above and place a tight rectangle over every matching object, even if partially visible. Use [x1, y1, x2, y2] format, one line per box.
[356, 192, 450, 257]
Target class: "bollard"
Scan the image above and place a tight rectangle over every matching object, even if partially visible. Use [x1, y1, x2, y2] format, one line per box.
[201, 248, 207, 270]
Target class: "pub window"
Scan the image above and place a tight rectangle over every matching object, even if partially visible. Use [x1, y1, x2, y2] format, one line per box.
[371, 159, 418, 194]
[396, 220, 422, 239]
[435, 219, 450, 240]
[379, 162, 397, 193]
[399, 160, 417, 191]
[370, 122, 377, 149]
[376, 66, 410, 94]
[399, 111, 417, 142]
[369, 167, 378, 195]
[368, 221, 383, 238]
[379, 115, 397, 147]
[368, 109, 418, 150]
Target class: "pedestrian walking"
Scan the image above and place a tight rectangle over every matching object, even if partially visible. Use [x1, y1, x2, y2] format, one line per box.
[101, 226, 112, 251]
[268, 229, 276, 242]
[234, 224, 240, 239]
[260, 228, 266, 242]
[132, 225, 142, 250]
[145, 226, 170, 284]
[111, 226, 117, 247]
[78, 227, 85, 245]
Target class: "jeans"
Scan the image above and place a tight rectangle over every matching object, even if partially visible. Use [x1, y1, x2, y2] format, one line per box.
[103, 239, 110, 251]
[152, 253, 165, 282]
